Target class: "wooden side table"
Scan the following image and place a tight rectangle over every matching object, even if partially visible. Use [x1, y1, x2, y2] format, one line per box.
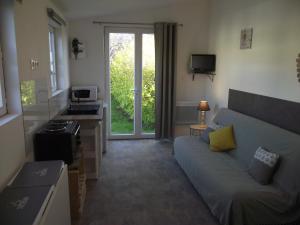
[190, 124, 208, 136]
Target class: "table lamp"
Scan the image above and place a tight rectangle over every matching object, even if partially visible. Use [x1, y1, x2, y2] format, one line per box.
[198, 100, 210, 125]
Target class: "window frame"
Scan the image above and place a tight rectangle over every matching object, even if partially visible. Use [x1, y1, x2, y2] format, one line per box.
[0, 46, 7, 117]
[48, 25, 58, 94]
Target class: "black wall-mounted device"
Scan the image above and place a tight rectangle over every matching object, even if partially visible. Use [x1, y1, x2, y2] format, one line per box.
[190, 54, 216, 74]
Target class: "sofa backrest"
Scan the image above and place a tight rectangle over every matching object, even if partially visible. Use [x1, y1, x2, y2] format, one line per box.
[213, 108, 300, 194]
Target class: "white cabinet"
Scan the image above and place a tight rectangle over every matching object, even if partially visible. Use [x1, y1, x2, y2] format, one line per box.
[0, 163, 71, 225]
[39, 166, 71, 225]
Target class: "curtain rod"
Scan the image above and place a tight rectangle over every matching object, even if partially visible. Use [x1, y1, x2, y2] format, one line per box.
[92, 21, 183, 27]
[47, 8, 66, 26]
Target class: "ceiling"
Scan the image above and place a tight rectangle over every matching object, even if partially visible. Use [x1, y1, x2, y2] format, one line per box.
[52, 0, 190, 19]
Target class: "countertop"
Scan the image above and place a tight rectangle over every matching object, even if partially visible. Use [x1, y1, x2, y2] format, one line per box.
[54, 101, 106, 121]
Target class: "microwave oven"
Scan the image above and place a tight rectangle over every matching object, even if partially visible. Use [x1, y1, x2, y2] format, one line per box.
[71, 86, 98, 102]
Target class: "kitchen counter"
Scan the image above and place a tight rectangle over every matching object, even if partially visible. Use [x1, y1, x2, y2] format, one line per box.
[54, 101, 107, 179]
[54, 101, 107, 121]
[54, 101, 105, 121]
[55, 111, 103, 121]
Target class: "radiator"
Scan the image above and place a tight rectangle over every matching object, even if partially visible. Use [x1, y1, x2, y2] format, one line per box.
[175, 101, 199, 125]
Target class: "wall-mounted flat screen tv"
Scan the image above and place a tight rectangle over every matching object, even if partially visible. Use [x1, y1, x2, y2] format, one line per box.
[190, 54, 216, 74]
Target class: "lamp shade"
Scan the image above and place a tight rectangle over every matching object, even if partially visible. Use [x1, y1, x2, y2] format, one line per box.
[198, 100, 210, 111]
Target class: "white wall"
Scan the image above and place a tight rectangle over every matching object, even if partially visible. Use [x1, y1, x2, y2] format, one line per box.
[0, 0, 69, 189]
[0, 116, 26, 190]
[0, 0, 25, 190]
[15, 0, 70, 155]
[15, 0, 70, 95]
[68, 0, 210, 102]
[207, 0, 300, 118]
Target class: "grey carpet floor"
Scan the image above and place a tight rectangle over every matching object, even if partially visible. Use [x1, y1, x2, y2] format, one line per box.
[78, 140, 219, 225]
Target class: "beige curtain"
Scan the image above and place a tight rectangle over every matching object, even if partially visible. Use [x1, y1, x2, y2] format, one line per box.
[154, 23, 177, 140]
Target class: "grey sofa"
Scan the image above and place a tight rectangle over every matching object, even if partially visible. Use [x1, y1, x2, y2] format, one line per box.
[174, 108, 300, 225]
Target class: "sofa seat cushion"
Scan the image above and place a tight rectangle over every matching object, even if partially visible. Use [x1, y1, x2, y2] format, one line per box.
[174, 136, 299, 225]
[213, 109, 300, 195]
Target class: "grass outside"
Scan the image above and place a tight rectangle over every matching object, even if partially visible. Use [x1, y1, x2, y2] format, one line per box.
[111, 99, 133, 134]
[111, 99, 155, 134]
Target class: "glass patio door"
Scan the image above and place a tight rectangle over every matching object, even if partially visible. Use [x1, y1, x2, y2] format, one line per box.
[105, 27, 155, 139]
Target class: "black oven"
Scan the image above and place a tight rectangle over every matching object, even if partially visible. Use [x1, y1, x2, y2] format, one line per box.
[34, 120, 80, 165]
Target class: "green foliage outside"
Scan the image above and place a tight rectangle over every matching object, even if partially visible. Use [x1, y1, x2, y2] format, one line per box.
[110, 34, 155, 134]
[141, 67, 155, 131]
[21, 80, 36, 106]
[111, 98, 133, 134]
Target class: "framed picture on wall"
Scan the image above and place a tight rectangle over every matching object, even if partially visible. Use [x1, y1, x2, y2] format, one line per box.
[240, 28, 253, 49]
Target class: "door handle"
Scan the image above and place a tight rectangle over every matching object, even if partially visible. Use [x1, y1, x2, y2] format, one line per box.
[131, 89, 140, 93]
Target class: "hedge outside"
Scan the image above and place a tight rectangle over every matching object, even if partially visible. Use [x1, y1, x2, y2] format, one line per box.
[110, 41, 155, 130]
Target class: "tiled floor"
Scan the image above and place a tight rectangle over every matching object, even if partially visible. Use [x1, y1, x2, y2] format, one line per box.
[77, 140, 219, 225]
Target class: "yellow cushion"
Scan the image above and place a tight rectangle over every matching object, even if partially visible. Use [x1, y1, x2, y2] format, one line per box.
[209, 125, 236, 152]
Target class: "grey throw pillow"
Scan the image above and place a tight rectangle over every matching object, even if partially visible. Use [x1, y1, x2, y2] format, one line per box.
[248, 147, 280, 185]
[209, 121, 223, 130]
[200, 127, 215, 144]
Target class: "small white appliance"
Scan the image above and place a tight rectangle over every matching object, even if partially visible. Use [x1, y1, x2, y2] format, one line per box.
[71, 86, 98, 102]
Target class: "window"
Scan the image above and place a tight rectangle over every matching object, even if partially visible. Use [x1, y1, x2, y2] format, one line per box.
[48, 25, 58, 93]
[0, 46, 7, 116]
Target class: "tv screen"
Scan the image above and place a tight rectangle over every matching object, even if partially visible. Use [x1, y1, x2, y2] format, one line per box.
[190, 54, 216, 73]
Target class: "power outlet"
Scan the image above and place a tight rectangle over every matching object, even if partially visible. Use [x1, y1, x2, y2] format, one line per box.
[30, 59, 39, 71]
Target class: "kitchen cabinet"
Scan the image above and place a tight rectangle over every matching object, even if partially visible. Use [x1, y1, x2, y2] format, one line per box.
[68, 150, 86, 220]
[79, 120, 103, 179]
[0, 161, 71, 225]
[38, 165, 71, 225]
[55, 103, 106, 179]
